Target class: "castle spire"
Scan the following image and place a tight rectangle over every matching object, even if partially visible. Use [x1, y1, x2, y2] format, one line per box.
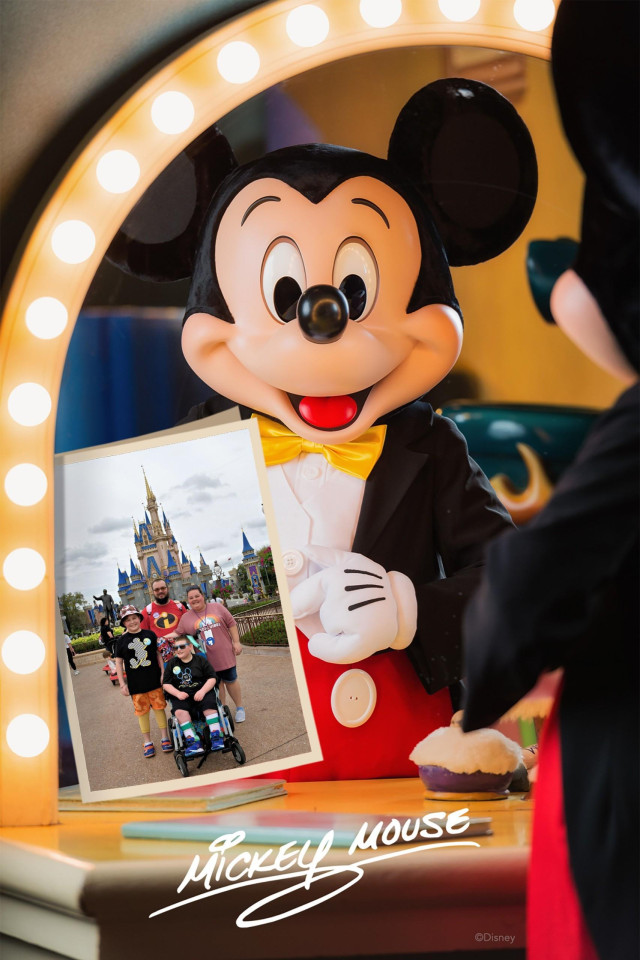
[142, 467, 162, 536]
[142, 466, 156, 504]
[242, 528, 254, 557]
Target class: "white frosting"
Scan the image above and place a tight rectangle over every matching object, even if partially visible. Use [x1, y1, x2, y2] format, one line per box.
[409, 725, 522, 775]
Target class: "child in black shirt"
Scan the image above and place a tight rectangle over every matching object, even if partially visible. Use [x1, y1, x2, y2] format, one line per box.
[115, 605, 171, 758]
[163, 637, 225, 756]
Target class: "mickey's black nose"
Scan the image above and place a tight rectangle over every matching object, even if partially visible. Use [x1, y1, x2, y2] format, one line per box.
[297, 284, 349, 343]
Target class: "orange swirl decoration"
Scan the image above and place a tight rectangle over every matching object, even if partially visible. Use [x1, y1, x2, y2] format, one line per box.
[490, 443, 554, 525]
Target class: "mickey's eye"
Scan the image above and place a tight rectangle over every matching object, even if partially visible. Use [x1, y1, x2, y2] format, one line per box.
[262, 239, 306, 323]
[333, 239, 378, 321]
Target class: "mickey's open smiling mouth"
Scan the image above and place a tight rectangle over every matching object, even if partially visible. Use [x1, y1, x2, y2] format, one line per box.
[286, 387, 373, 430]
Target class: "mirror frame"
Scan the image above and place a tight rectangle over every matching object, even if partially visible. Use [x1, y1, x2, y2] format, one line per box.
[0, 0, 553, 824]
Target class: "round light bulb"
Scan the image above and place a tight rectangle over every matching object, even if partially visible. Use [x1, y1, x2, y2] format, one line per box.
[217, 41, 260, 84]
[6, 714, 50, 758]
[150, 91, 195, 134]
[438, 0, 481, 22]
[25, 297, 68, 340]
[7, 383, 52, 427]
[96, 150, 141, 193]
[4, 464, 48, 506]
[286, 5, 330, 47]
[51, 220, 96, 264]
[3, 548, 46, 590]
[2, 632, 46, 674]
[513, 0, 555, 31]
[359, 0, 402, 28]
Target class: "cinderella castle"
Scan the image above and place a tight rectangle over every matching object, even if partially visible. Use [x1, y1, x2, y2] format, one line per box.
[116, 469, 265, 610]
[117, 469, 217, 609]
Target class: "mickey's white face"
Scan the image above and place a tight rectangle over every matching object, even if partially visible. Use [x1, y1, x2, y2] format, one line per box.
[183, 176, 462, 443]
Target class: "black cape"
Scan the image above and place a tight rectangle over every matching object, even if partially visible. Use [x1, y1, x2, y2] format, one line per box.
[463, 382, 640, 960]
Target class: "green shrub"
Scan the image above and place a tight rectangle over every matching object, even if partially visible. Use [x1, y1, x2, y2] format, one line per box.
[72, 626, 123, 654]
[240, 619, 289, 646]
[72, 637, 102, 654]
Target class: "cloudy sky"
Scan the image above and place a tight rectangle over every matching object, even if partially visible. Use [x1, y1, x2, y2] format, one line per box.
[54, 426, 270, 604]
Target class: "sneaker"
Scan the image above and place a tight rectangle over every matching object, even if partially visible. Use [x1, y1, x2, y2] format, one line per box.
[74, 670, 79, 676]
[210, 733, 225, 751]
[235, 707, 246, 723]
[161, 737, 173, 753]
[143, 742, 155, 758]
[184, 737, 204, 757]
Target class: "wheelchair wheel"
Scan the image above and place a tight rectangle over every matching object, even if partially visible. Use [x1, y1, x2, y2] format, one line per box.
[224, 705, 235, 733]
[175, 754, 189, 777]
[230, 740, 246, 765]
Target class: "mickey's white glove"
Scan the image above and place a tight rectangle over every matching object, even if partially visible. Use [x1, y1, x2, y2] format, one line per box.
[289, 545, 417, 664]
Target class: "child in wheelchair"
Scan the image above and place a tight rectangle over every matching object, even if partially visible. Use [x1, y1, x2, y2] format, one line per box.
[162, 637, 224, 757]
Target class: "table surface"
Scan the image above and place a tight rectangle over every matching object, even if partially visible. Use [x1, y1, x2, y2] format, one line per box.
[0, 779, 532, 960]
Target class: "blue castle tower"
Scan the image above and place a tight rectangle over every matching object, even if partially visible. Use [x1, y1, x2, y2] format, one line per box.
[241, 529, 265, 597]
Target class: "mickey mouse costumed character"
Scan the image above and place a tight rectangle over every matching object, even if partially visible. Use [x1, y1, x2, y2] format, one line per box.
[462, 2, 639, 958]
[109, 78, 537, 780]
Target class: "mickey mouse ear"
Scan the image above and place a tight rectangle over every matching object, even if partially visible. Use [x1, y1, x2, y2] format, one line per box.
[106, 125, 237, 282]
[388, 78, 537, 266]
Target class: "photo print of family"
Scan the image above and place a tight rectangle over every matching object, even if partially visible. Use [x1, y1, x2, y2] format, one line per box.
[55, 420, 319, 799]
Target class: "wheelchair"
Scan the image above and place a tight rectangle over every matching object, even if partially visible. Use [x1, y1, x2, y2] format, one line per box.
[169, 679, 246, 777]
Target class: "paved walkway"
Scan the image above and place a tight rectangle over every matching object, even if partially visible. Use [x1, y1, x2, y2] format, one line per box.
[72, 646, 311, 791]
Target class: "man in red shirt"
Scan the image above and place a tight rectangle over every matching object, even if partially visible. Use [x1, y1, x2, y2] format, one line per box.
[140, 579, 185, 664]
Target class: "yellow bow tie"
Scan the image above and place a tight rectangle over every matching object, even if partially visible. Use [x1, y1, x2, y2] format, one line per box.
[254, 415, 386, 481]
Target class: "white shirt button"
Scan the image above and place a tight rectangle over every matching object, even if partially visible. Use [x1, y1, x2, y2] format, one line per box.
[302, 463, 321, 480]
[331, 669, 377, 728]
[282, 549, 304, 576]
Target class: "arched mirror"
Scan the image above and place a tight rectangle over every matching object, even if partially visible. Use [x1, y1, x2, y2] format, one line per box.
[1, 0, 610, 823]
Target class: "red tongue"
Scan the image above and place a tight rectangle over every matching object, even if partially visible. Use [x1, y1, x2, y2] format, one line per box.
[298, 395, 357, 428]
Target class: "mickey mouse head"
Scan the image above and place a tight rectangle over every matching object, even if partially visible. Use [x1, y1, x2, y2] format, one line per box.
[109, 79, 536, 443]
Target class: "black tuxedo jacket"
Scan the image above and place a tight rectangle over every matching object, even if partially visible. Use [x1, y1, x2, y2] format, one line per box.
[181, 397, 513, 695]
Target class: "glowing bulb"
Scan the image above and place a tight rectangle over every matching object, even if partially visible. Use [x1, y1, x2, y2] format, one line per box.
[438, 0, 481, 21]
[286, 5, 330, 47]
[6, 715, 50, 758]
[513, 0, 555, 31]
[4, 464, 48, 506]
[217, 41, 260, 84]
[25, 297, 68, 340]
[51, 220, 96, 264]
[2, 632, 46, 674]
[96, 150, 141, 193]
[7, 383, 52, 426]
[3, 548, 46, 590]
[359, 0, 402, 28]
[151, 91, 195, 134]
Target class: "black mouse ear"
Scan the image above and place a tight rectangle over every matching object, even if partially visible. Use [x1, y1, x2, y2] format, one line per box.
[388, 78, 537, 266]
[106, 125, 237, 281]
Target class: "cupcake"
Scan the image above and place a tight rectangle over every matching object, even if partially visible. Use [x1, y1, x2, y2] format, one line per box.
[410, 716, 522, 800]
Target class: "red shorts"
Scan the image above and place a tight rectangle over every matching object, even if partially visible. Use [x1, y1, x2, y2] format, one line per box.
[131, 688, 166, 716]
